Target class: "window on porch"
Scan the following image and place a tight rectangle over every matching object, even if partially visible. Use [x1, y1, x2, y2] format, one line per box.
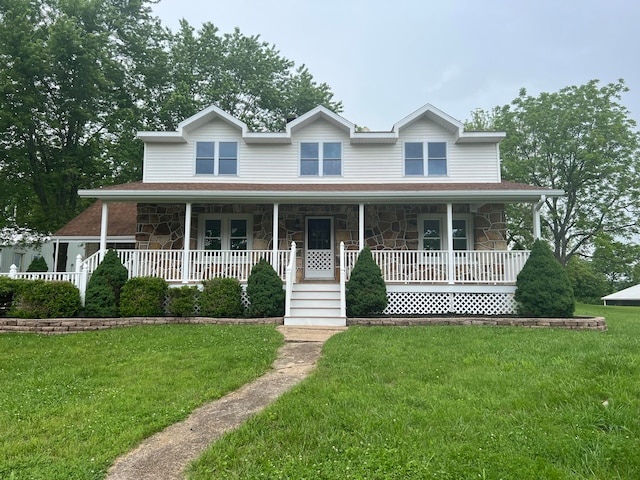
[200, 216, 251, 250]
[419, 215, 472, 250]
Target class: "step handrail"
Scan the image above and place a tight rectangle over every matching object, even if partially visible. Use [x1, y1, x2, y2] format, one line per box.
[284, 241, 296, 317]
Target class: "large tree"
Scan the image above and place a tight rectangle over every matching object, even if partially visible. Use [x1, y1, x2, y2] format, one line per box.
[489, 80, 640, 264]
[0, 0, 167, 232]
[0, 3, 342, 233]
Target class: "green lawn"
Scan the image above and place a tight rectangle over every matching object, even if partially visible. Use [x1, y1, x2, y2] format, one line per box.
[188, 305, 640, 479]
[0, 324, 282, 480]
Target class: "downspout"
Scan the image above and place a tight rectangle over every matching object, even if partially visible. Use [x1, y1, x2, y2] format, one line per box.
[532, 195, 546, 240]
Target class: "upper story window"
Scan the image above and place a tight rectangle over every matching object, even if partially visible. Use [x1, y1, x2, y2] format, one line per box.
[404, 142, 447, 176]
[300, 142, 342, 176]
[195, 141, 238, 175]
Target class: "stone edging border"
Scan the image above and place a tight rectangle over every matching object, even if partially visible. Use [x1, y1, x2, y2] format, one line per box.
[0, 315, 606, 334]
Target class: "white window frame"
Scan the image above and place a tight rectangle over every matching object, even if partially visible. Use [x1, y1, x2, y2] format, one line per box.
[299, 142, 342, 177]
[404, 141, 448, 177]
[417, 214, 473, 251]
[197, 214, 252, 250]
[194, 141, 238, 176]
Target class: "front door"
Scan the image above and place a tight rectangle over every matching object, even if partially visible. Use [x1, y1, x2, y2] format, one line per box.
[305, 217, 334, 279]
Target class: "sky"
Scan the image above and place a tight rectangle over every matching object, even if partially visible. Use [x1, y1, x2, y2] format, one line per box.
[151, 0, 640, 131]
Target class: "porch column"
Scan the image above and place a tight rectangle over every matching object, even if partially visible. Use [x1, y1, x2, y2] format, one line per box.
[272, 203, 279, 274]
[446, 203, 454, 284]
[182, 202, 192, 283]
[532, 195, 546, 240]
[99, 201, 109, 261]
[359, 203, 365, 251]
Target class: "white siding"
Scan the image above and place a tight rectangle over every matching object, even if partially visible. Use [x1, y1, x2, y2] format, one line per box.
[143, 116, 501, 184]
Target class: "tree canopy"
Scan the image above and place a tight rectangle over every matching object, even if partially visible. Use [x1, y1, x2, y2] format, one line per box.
[0, 0, 341, 233]
[472, 80, 640, 264]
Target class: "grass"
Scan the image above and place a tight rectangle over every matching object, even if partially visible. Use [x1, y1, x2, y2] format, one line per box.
[188, 305, 640, 479]
[0, 324, 282, 480]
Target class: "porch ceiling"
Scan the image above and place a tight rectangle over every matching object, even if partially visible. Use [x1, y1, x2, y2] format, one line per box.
[79, 181, 563, 204]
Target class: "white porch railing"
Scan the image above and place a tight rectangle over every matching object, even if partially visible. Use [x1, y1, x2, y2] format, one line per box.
[284, 241, 297, 317]
[343, 250, 530, 284]
[82, 249, 291, 283]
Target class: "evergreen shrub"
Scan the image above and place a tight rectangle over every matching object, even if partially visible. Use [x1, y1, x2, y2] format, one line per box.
[26, 256, 48, 272]
[200, 277, 244, 317]
[515, 239, 575, 317]
[9, 279, 81, 318]
[167, 285, 200, 317]
[346, 246, 388, 317]
[119, 277, 168, 317]
[0, 276, 18, 316]
[84, 250, 128, 317]
[246, 259, 284, 317]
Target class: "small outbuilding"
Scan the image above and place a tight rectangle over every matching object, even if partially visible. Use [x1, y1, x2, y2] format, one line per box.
[602, 284, 640, 306]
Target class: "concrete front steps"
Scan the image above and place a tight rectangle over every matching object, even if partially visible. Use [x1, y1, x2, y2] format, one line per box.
[284, 282, 346, 327]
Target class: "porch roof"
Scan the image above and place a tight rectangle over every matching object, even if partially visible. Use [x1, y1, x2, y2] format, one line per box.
[79, 181, 563, 204]
[52, 201, 137, 241]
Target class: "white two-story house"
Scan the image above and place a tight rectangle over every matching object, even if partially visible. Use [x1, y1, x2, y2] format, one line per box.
[78, 104, 562, 325]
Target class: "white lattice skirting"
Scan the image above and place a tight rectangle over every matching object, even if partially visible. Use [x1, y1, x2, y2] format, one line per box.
[384, 286, 517, 316]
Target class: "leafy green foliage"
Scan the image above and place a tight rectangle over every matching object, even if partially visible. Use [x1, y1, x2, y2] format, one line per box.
[167, 285, 200, 317]
[494, 80, 640, 264]
[199, 278, 244, 318]
[346, 246, 388, 316]
[84, 250, 128, 317]
[26, 256, 48, 272]
[9, 279, 81, 318]
[592, 233, 640, 292]
[246, 259, 284, 317]
[119, 277, 168, 317]
[566, 256, 611, 304]
[515, 240, 575, 317]
[0, 277, 18, 316]
[0, 325, 282, 479]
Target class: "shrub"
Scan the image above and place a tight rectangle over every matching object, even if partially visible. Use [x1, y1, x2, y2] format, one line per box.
[9, 279, 81, 318]
[515, 239, 575, 317]
[0, 276, 18, 316]
[246, 259, 284, 317]
[26, 256, 48, 272]
[84, 250, 128, 317]
[119, 277, 168, 317]
[83, 275, 118, 317]
[167, 285, 199, 317]
[200, 278, 244, 317]
[346, 246, 388, 316]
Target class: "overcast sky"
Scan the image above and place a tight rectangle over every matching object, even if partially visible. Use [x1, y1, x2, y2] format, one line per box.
[151, 0, 639, 131]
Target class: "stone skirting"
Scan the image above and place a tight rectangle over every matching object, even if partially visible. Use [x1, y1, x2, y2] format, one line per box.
[349, 316, 607, 330]
[0, 315, 606, 334]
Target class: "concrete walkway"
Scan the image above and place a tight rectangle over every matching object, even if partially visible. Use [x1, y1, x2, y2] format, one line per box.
[105, 326, 346, 480]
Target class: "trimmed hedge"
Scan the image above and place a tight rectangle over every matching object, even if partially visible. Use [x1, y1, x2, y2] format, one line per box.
[246, 259, 284, 317]
[167, 285, 200, 317]
[119, 277, 168, 317]
[346, 246, 387, 316]
[199, 278, 244, 317]
[515, 240, 575, 317]
[9, 279, 81, 319]
[0, 276, 17, 316]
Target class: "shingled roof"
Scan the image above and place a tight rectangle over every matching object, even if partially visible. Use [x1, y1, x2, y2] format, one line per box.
[53, 201, 136, 239]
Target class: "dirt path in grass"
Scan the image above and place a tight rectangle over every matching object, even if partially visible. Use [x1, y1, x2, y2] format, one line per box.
[105, 326, 345, 480]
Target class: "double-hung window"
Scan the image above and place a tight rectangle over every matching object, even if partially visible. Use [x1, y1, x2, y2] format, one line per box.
[201, 215, 251, 250]
[418, 215, 472, 250]
[195, 141, 238, 175]
[300, 142, 342, 176]
[404, 142, 447, 176]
